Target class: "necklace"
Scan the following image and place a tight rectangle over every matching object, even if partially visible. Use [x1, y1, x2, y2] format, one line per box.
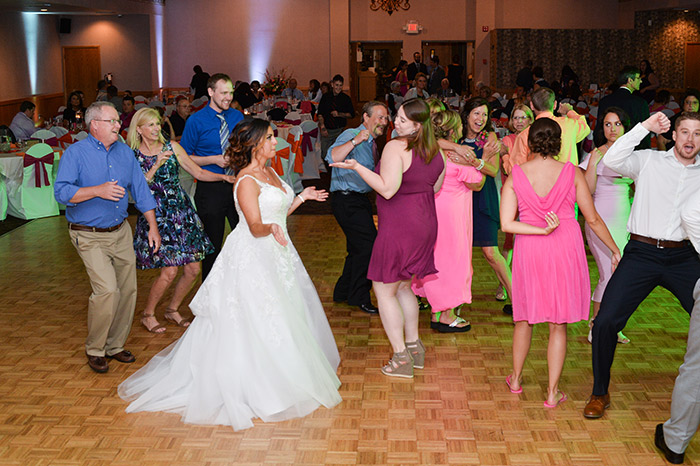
[254, 167, 271, 182]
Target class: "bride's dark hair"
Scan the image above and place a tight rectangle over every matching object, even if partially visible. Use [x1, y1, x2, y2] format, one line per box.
[225, 119, 271, 170]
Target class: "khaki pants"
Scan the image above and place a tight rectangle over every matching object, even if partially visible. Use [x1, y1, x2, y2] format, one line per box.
[69, 222, 137, 357]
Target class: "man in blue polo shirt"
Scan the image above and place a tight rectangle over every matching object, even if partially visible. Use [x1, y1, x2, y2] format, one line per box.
[325, 101, 389, 314]
[55, 101, 161, 374]
[180, 73, 243, 279]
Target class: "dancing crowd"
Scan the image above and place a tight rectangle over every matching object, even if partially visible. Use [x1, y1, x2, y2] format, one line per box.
[53, 63, 700, 462]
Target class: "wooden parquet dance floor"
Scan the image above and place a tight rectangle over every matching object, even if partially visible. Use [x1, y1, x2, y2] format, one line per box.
[0, 214, 697, 465]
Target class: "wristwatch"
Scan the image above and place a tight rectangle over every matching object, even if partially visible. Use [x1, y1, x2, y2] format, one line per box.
[351, 139, 357, 147]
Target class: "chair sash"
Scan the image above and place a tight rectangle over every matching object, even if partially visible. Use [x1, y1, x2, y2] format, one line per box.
[299, 101, 313, 114]
[272, 146, 289, 175]
[300, 128, 319, 159]
[275, 101, 289, 110]
[284, 118, 302, 126]
[57, 133, 73, 149]
[24, 153, 54, 187]
[286, 134, 304, 173]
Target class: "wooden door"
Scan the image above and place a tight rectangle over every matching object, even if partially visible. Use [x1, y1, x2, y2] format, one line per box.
[63, 46, 101, 106]
[686, 43, 700, 90]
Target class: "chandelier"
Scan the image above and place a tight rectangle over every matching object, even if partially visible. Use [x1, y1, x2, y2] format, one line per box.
[370, 0, 410, 15]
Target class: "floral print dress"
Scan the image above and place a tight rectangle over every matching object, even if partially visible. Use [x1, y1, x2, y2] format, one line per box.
[133, 142, 213, 269]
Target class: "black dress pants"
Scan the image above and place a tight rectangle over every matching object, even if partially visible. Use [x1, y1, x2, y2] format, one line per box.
[194, 180, 238, 280]
[331, 191, 377, 306]
[592, 240, 700, 395]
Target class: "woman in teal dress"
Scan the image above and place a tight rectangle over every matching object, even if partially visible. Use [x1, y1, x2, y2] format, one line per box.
[127, 108, 235, 333]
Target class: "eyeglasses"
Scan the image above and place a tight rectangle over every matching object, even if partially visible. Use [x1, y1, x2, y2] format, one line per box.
[93, 119, 121, 125]
[512, 116, 530, 121]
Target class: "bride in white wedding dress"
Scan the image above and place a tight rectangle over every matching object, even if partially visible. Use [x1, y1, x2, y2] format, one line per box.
[118, 119, 341, 431]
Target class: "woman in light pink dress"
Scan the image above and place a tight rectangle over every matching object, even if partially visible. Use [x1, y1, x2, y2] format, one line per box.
[579, 107, 633, 344]
[500, 118, 620, 408]
[412, 109, 484, 332]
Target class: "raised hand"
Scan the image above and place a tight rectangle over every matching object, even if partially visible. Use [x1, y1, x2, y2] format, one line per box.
[301, 186, 329, 202]
[543, 211, 560, 235]
[156, 150, 172, 168]
[270, 223, 288, 246]
[330, 159, 359, 170]
[642, 112, 671, 134]
[354, 129, 370, 144]
[98, 180, 126, 201]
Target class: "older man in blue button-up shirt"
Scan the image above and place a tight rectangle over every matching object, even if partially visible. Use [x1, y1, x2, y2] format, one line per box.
[325, 101, 389, 314]
[55, 101, 160, 374]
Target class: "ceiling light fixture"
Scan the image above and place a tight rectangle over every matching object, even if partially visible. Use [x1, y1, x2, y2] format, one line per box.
[370, 0, 410, 16]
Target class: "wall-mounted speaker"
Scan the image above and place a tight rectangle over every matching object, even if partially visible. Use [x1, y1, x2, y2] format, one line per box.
[59, 18, 71, 34]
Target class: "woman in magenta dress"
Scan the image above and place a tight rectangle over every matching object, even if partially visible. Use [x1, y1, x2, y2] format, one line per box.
[331, 98, 446, 378]
[412, 109, 484, 332]
[395, 60, 409, 97]
[500, 118, 620, 408]
[580, 107, 633, 344]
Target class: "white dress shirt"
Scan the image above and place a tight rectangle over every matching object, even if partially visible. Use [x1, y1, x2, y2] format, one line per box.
[603, 122, 700, 241]
[404, 87, 429, 100]
[9, 112, 37, 140]
[682, 191, 700, 254]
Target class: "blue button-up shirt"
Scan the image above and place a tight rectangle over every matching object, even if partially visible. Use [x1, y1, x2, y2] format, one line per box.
[54, 135, 156, 228]
[326, 124, 374, 193]
[180, 105, 244, 174]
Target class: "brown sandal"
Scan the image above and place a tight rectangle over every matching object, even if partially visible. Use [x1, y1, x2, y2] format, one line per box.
[164, 308, 192, 327]
[141, 313, 166, 333]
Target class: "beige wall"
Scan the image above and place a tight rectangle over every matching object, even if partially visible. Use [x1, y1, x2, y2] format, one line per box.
[162, 0, 333, 89]
[60, 15, 154, 94]
[495, 0, 621, 29]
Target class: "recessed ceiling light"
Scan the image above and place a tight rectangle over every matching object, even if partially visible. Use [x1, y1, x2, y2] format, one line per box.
[40, 8, 48, 11]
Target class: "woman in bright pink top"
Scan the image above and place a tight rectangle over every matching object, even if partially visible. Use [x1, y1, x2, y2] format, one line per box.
[500, 118, 619, 408]
[412, 109, 484, 332]
[396, 60, 409, 97]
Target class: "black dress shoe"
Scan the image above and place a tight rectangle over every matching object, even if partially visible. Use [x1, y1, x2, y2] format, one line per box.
[105, 350, 136, 363]
[358, 303, 379, 314]
[502, 304, 513, 315]
[655, 423, 685, 464]
[86, 353, 109, 373]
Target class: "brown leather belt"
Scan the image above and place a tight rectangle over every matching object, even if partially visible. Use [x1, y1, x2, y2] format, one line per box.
[630, 233, 691, 249]
[69, 221, 124, 233]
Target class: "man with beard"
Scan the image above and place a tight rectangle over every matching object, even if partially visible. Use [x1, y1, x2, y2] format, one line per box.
[584, 112, 700, 421]
[326, 101, 390, 314]
[180, 73, 243, 279]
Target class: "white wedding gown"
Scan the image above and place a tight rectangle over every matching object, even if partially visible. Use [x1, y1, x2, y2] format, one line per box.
[118, 175, 342, 431]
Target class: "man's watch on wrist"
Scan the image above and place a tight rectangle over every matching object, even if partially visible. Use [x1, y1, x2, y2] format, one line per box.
[351, 139, 357, 147]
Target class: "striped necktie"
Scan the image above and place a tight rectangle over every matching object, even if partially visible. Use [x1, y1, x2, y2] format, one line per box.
[216, 113, 230, 153]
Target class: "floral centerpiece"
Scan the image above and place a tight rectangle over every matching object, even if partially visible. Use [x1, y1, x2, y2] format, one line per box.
[262, 68, 293, 96]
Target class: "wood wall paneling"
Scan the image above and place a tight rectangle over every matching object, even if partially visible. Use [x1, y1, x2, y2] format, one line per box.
[0, 94, 65, 131]
[63, 46, 102, 107]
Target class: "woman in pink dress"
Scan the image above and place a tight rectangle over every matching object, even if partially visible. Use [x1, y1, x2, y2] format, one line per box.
[500, 118, 620, 408]
[396, 60, 409, 96]
[412, 109, 484, 332]
[580, 107, 633, 344]
[498, 104, 535, 300]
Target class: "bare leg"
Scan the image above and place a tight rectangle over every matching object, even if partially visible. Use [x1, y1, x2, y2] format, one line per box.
[373, 280, 405, 353]
[165, 261, 200, 324]
[396, 279, 419, 343]
[142, 266, 178, 329]
[546, 322, 568, 406]
[482, 246, 513, 298]
[510, 321, 532, 392]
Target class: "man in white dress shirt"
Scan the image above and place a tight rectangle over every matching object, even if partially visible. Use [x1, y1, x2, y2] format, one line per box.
[280, 78, 305, 101]
[655, 132, 700, 465]
[584, 111, 700, 420]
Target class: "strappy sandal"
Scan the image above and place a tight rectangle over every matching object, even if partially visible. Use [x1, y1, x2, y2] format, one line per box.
[380, 348, 414, 378]
[406, 339, 425, 369]
[430, 310, 471, 333]
[164, 308, 192, 327]
[141, 313, 166, 334]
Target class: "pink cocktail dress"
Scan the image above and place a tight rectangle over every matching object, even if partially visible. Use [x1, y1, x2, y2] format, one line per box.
[511, 162, 590, 324]
[412, 160, 483, 311]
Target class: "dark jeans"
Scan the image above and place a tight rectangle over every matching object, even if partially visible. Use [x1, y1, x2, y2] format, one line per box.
[592, 240, 700, 395]
[194, 180, 238, 280]
[331, 191, 377, 306]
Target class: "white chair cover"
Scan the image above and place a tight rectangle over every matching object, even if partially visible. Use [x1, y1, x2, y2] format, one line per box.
[662, 108, 676, 118]
[50, 126, 69, 137]
[667, 101, 680, 111]
[0, 175, 7, 221]
[73, 131, 88, 141]
[285, 126, 304, 193]
[6, 143, 59, 219]
[165, 104, 176, 117]
[284, 111, 302, 124]
[135, 103, 148, 111]
[149, 100, 165, 108]
[134, 95, 148, 104]
[30, 129, 57, 141]
[57, 105, 67, 114]
[299, 120, 323, 179]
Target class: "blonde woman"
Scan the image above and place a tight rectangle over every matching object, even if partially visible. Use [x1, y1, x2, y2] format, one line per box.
[127, 108, 234, 333]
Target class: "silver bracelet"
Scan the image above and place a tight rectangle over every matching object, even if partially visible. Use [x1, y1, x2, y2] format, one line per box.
[297, 194, 305, 203]
[476, 159, 485, 170]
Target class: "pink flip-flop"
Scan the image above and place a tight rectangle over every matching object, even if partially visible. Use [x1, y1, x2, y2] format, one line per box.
[543, 391, 568, 408]
[506, 374, 523, 394]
